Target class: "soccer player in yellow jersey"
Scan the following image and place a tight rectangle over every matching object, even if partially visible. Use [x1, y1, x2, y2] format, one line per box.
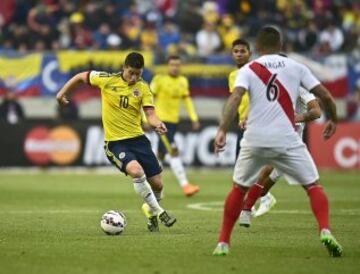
[56, 52, 176, 232]
[229, 38, 277, 216]
[150, 55, 200, 197]
[228, 39, 251, 158]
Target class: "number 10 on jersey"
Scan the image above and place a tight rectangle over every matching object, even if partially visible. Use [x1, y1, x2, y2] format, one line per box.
[119, 95, 129, 108]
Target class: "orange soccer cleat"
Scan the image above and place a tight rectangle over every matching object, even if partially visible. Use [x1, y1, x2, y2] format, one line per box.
[182, 184, 200, 197]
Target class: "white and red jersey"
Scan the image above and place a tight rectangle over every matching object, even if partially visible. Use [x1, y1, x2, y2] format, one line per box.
[234, 54, 320, 148]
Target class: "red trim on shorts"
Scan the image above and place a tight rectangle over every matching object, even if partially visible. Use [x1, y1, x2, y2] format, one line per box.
[249, 62, 295, 129]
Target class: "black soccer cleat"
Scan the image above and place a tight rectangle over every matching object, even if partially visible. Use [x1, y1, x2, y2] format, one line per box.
[147, 216, 159, 232]
[159, 211, 176, 227]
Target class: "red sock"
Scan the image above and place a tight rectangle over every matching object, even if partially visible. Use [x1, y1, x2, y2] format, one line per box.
[243, 183, 264, 210]
[218, 186, 246, 244]
[307, 185, 330, 231]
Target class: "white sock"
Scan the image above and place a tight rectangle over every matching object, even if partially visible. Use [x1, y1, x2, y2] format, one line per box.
[133, 176, 164, 215]
[165, 154, 189, 187]
[153, 189, 162, 202]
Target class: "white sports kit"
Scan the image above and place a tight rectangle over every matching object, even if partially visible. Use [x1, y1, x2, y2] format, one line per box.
[233, 54, 320, 187]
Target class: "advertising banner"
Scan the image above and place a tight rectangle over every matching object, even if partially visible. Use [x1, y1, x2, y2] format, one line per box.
[0, 120, 238, 167]
[308, 123, 360, 169]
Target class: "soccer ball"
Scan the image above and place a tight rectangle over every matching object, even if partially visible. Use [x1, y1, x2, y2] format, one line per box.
[100, 210, 127, 235]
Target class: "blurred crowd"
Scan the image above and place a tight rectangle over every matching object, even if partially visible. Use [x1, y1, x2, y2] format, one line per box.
[0, 0, 359, 59]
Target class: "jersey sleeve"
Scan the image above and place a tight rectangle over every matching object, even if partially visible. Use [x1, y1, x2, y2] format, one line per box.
[228, 73, 233, 92]
[149, 75, 160, 95]
[234, 66, 250, 90]
[88, 70, 109, 88]
[228, 71, 236, 93]
[299, 87, 316, 104]
[300, 65, 321, 91]
[182, 77, 190, 97]
[142, 84, 155, 107]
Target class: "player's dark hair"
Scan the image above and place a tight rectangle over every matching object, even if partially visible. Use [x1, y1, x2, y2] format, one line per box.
[256, 26, 282, 51]
[124, 52, 144, 69]
[232, 38, 250, 51]
[167, 55, 181, 62]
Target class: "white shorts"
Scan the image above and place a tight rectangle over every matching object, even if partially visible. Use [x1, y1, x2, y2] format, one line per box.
[233, 145, 319, 187]
[269, 168, 299, 185]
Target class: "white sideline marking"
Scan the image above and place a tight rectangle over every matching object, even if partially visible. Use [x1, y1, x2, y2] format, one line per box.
[186, 201, 360, 215]
[187, 201, 224, 211]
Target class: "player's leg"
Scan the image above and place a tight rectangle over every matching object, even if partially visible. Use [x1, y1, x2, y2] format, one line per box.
[135, 135, 177, 229]
[147, 174, 177, 228]
[302, 181, 341, 256]
[213, 147, 265, 256]
[125, 161, 165, 216]
[157, 135, 167, 165]
[239, 165, 277, 225]
[272, 145, 342, 257]
[241, 165, 275, 211]
[160, 122, 199, 197]
[105, 140, 165, 217]
[253, 168, 279, 217]
[213, 183, 248, 256]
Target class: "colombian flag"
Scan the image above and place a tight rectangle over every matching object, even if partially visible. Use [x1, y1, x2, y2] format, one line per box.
[0, 53, 42, 96]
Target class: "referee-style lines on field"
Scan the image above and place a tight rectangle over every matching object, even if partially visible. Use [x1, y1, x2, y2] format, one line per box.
[186, 201, 360, 215]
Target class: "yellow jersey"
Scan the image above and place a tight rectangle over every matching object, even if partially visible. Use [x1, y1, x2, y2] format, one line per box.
[150, 74, 198, 124]
[228, 69, 250, 122]
[89, 70, 154, 141]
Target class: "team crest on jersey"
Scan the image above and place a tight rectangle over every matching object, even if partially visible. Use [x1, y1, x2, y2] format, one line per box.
[133, 90, 140, 97]
[119, 152, 126, 159]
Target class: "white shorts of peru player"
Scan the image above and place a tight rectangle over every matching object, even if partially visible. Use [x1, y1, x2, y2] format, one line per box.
[233, 144, 319, 187]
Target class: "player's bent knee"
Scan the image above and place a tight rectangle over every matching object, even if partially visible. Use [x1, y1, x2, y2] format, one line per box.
[147, 175, 163, 191]
[126, 160, 145, 178]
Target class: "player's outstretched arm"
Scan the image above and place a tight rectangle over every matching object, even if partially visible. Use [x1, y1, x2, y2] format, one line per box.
[56, 72, 89, 105]
[295, 99, 321, 123]
[219, 87, 245, 132]
[310, 84, 337, 139]
[143, 106, 167, 135]
[215, 86, 245, 154]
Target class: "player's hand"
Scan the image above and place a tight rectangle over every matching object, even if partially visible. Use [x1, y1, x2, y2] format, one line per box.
[142, 122, 152, 132]
[239, 120, 247, 130]
[239, 116, 248, 130]
[323, 120, 336, 140]
[154, 122, 167, 135]
[192, 121, 201, 130]
[214, 129, 226, 154]
[56, 93, 69, 105]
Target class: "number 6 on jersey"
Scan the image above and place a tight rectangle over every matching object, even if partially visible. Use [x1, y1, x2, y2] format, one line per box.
[266, 74, 279, 102]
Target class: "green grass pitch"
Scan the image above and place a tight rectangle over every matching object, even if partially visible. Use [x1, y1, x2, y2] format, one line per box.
[0, 169, 359, 274]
